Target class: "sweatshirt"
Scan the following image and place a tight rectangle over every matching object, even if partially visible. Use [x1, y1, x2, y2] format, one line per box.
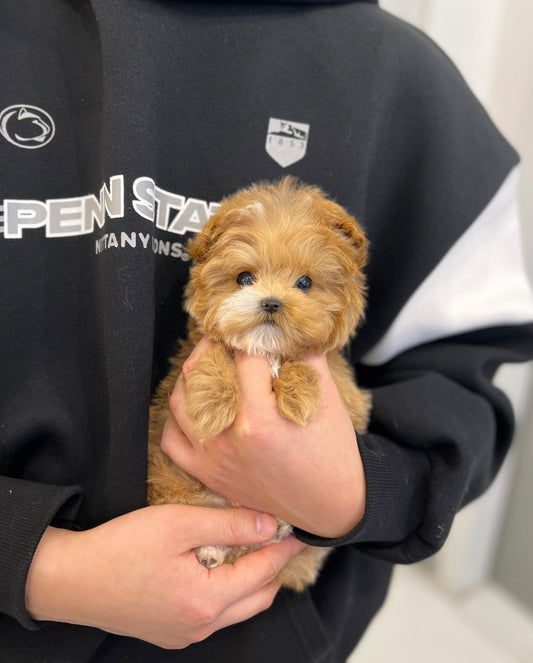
[1, 1, 532, 661]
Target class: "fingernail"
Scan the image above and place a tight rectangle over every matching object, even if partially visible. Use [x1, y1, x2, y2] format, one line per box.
[256, 513, 278, 538]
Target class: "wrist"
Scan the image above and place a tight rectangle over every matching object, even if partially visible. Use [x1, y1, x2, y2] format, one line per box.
[292, 450, 367, 543]
[25, 526, 83, 623]
[316, 477, 366, 539]
[306, 435, 366, 539]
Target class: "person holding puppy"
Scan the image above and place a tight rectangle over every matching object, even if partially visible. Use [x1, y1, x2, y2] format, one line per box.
[1, 1, 533, 662]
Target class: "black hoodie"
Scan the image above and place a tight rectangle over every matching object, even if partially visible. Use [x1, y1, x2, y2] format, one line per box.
[1, 1, 532, 661]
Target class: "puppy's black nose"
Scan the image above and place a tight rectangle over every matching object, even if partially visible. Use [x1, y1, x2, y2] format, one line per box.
[261, 298, 282, 313]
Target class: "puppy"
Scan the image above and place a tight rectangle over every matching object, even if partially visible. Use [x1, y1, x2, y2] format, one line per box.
[148, 177, 371, 591]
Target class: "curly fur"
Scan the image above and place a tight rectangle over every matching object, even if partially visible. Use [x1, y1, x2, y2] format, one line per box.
[148, 177, 371, 591]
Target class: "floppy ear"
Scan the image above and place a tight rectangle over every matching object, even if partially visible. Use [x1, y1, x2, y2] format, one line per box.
[187, 184, 262, 264]
[338, 214, 368, 269]
[186, 209, 228, 264]
[320, 197, 368, 269]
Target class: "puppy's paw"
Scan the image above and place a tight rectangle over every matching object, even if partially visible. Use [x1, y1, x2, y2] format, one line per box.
[195, 544, 231, 569]
[186, 385, 239, 440]
[273, 361, 320, 426]
[185, 348, 241, 440]
[273, 519, 293, 542]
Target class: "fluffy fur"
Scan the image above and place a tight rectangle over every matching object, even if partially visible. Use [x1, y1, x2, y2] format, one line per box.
[148, 177, 371, 591]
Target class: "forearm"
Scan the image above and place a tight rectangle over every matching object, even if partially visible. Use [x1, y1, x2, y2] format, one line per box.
[26, 527, 94, 625]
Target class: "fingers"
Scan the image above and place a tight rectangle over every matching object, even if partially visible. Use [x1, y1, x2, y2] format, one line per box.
[210, 536, 306, 613]
[300, 353, 346, 414]
[181, 335, 216, 377]
[189, 536, 306, 644]
[159, 407, 198, 471]
[176, 337, 329, 421]
[301, 352, 329, 374]
[169, 509, 305, 641]
[233, 350, 277, 410]
[167, 337, 221, 445]
[173, 505, 280, 548]
[220, 535, 306, 591]
[167, 344, 277, 445]
[211, 581, 279, 635]
[234, 350, 333, 410]
[182, 340, 276, 411]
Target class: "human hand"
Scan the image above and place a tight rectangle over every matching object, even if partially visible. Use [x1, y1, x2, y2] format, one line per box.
[25, 505, 306, 649]
[161, 338, 366, 539]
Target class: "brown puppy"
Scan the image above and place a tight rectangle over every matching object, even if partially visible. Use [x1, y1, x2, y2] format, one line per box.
[148, 177, 370, 591]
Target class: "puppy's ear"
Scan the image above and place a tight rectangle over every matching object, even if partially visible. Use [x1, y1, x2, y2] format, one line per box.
[187, 191, 261, 264]
[336, 210, 368, 263]
[320, 198, 368, 269]
[186, 210, 227, 264]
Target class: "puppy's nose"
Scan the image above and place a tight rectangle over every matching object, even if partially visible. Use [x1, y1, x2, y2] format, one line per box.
[261, 297, 282, 313]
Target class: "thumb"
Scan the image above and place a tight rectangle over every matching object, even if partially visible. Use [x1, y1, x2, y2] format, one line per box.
[180, 506, 279, 548]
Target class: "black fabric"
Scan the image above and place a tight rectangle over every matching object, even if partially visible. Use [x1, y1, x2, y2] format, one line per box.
[0, 1, 531, 661]
[297, 324, 533, 556]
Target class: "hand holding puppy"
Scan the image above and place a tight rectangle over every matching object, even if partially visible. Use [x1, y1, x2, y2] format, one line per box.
[160, 337, 367, 540]
[26, 506, 306, 649]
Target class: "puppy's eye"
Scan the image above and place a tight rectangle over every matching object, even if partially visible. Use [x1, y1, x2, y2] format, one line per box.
[236, 271, 256, 287]
[295, 275, 313, 292]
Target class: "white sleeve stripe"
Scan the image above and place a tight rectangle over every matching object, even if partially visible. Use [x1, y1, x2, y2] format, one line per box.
[362, 166, 533, 366]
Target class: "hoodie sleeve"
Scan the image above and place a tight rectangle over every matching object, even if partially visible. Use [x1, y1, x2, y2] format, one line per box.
[0, 479, 82, 629]
[350, 323, 533, 560]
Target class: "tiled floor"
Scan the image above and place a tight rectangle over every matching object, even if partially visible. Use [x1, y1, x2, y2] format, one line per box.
[348, 565, 533, 662]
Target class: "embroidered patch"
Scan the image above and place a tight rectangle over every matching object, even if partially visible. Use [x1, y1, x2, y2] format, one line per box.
[265, 117, 310, 168]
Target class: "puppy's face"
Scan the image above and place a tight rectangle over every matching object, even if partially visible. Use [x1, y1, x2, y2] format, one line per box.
[185, 178, 368, 358]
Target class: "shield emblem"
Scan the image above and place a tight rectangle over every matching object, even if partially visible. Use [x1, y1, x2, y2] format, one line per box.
[265, 118, 310, 168]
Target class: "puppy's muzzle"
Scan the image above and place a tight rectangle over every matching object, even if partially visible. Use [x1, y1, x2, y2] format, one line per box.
[261, 297, 282, 313]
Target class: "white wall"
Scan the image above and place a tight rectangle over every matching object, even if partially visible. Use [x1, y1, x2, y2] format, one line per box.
[380, 0, 533, 606]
